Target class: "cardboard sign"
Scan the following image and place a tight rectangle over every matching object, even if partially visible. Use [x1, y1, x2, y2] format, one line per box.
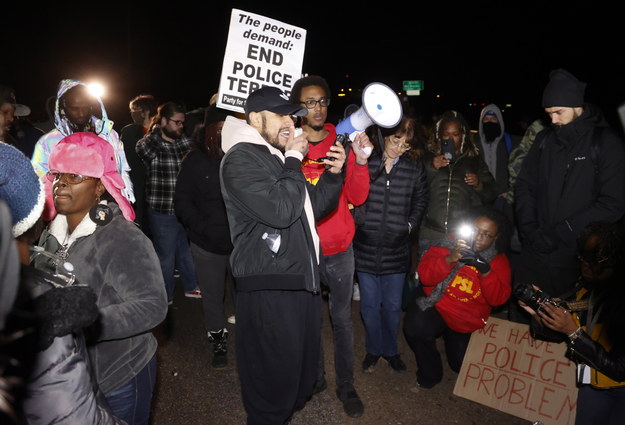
[453, 317, 578, 425]
[217, 9, 306, 114]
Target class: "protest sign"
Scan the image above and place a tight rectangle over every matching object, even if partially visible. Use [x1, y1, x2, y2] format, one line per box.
[453, 317, 578, 425]
[217, 9, 306, 114]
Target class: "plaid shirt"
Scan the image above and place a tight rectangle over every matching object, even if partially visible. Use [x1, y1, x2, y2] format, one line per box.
[136, 129, 194, 214]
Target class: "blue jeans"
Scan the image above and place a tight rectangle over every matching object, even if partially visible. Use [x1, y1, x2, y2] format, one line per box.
[318, 245, 355, 386]
[106, 355, 157, 425]
[357, 272, 405, 357]
[146, 207, 198, 300]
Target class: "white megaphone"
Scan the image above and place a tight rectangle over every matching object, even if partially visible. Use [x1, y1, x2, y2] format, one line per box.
[336, 82, 403, 144]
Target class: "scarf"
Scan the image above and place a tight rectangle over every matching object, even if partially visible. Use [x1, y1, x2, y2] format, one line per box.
[416, 238, 498, 311]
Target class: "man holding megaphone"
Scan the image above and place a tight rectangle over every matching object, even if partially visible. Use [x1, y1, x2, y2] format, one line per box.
[290, 75, 373, 418]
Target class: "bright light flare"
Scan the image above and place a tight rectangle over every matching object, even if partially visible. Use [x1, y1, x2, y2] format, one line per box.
[458, 223, 474, 245]
[87, 82, 105, 98]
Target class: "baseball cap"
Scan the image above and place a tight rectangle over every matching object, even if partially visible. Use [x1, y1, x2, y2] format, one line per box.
[244, 86, 308, 117]
[0, 85, 31, 117]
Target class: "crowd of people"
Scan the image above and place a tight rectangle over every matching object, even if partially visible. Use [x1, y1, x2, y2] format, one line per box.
[1, 66, 624, 425]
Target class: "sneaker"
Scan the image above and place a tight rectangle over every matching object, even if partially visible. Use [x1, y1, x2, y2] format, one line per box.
[227, 315, 236, 324]
[384, 354, 407, 372]
[336, 383, 364, 418]
[362, 353, 379, 373]
[184, 288, 202, 298]
[207, 329, 228, 369]
[352, 283, 360, 301]
[168, 299, 173, 306]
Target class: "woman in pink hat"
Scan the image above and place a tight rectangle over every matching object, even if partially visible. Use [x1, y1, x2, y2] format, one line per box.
[34, 132, 168, 425]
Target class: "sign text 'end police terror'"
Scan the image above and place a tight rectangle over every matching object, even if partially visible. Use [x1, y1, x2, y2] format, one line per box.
[227, 44, 294, 96]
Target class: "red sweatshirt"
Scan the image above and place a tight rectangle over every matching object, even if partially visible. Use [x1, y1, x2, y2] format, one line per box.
[417, 246, 511, 333]
[301, 124, 370, 256]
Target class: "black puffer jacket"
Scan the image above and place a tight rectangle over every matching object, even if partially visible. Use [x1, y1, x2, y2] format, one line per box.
[353, 153, 429, 275]
[421, 151, 497, 235]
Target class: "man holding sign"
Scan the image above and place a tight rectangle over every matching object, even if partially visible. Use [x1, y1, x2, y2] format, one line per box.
[220, 86, 346, 425]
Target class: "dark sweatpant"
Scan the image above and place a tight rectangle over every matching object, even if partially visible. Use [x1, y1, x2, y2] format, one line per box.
[236, 289, 321, 425]
[403, 288, 470, 388]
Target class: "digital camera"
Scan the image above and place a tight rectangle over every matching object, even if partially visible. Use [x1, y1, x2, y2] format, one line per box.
[514, 284, 567, 313]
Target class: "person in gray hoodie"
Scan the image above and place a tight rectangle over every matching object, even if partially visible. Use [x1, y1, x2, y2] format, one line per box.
[477, 103, 517, 203]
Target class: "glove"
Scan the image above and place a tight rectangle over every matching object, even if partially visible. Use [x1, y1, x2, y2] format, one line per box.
[459, 249, 491, 274]
[33, 285, 99, 350]
[530, 228, 559, 254]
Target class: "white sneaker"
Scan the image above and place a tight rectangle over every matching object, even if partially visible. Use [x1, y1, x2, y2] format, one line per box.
[352, 283, 360, 301]
[227, 315, 236, 324]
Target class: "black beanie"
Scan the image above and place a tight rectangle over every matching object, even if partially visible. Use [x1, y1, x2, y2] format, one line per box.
[542, 69, 586, 108]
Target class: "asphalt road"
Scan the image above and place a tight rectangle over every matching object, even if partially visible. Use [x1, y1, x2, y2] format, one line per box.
[149, 284, 531, 425]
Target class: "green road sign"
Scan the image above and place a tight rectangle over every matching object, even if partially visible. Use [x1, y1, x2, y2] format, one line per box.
[403, 80, 424, 91]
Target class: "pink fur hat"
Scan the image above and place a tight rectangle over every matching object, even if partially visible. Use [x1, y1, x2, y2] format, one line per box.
[43, 132, 135, 221]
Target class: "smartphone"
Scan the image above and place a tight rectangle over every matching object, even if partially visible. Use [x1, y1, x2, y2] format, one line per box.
[441, 139, 455, 162]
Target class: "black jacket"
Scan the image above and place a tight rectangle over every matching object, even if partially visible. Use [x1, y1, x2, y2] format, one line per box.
[421, 151, 497, 235]
[175, 149, 233, 255]
[220, 133, 342, 293]
[515, 104, 625, 266]
[353, 153, 429, 275]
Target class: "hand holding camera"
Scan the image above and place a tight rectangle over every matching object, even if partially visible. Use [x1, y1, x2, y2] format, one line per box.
[515, 283, 577, 335]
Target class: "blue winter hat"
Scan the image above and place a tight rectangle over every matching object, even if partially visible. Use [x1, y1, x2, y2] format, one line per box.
[0, 142, 45, 237]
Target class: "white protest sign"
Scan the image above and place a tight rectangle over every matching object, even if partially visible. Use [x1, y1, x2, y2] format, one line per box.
[217, 9, 306, 114]
[453, 317, 578, 425]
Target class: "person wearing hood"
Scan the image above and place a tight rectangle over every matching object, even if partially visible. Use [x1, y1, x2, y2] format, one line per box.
[513, 68, 625, 320]
[30, 79, 135, 204]
[34, 132, 167, 425]
[219, 86, 345, 425]
[477, 104, 517, 202]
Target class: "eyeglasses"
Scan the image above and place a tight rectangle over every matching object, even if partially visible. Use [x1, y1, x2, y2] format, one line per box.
[167, 118, 185, 126]
[577, 252, 610, 268]
[300, 98, 331, 109]
[46, 171, 96, 185]
[387, 137, 411, 151]
[474, 229, 497, 240]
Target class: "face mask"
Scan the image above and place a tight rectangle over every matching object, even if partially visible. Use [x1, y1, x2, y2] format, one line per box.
[482, 122, 501, 142]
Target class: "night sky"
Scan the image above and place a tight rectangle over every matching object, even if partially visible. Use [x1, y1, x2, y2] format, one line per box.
[3, 1, 624, 136]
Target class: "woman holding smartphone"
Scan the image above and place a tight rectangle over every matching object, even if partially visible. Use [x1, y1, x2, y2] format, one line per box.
[419, 110, 497, 247]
